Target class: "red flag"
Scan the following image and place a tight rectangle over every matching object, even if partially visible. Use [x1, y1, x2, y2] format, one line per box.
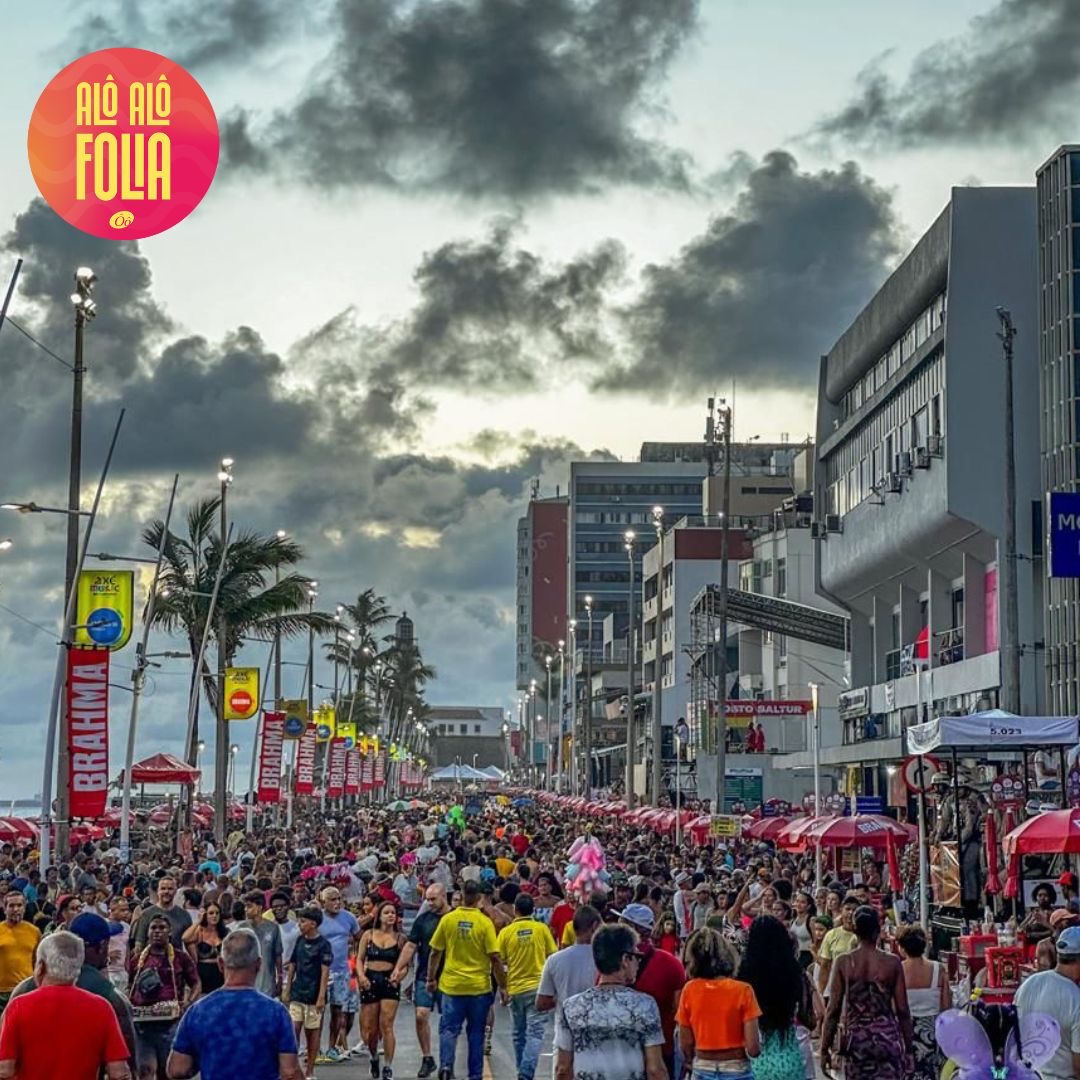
[294, 724, 317, 795]
[327, 738, 346, 798]
[345, 749, 360, 796]
[985, 811, 1002, 895]
[885, 828, 902, 893]
[256, 712, 285, 804]
[67, 647, 110, 819]
[1002, 807, 1020, 899]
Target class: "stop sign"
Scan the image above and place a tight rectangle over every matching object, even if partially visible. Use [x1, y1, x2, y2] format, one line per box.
[230, 690, 253, 715]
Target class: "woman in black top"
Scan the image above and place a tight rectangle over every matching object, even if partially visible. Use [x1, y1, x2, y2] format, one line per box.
[182, 900, 226, 993]
[357, 902, 406, 1080]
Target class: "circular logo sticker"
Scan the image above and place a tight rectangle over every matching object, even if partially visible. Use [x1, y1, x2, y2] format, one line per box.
[86, 607, 123, 645]
[28, 47, 218, 240]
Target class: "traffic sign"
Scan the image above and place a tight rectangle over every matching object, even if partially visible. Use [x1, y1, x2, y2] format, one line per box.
[229, 689, 253, 715]
[901, 753, 943, 794]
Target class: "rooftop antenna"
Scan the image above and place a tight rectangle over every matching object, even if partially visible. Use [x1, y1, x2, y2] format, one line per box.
[530, 477, 540, 499]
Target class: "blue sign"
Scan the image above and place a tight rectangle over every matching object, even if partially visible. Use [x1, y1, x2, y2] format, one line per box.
[1050, 492, 1080, 577]
[284, 714, 305, 738]
[846, 795, 884, 815]
[316, 723, 333, 740]
[86, 607, 123, 646]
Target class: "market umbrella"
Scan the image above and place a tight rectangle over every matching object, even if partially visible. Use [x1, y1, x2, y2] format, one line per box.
[1002, 808, 1080, 855]
[386, 800, 411, 812]
[511, 797, 535, 808]
[745, 816, 793, 842]
[0, 818, 35, 845]
[805, 814, 913, 849]
[984, 812, 1002, 895]
[408, 799, 428, 810]
[777, 815, 823, 852]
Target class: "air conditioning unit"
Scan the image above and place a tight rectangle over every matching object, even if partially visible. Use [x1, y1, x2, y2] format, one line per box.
[810, 522, 826, 539]
[885, 472, 903, 494]
[825, 514, 842, 533]
[896, 451, 913, 476]
[914, 446, 931, 469]
[927, 434, 944, 457]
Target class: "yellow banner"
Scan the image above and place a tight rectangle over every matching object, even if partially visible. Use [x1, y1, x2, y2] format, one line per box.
[224, 667, 260, 720]
[314, 705, 336, 742]
[75, 569, 134, 651]
[337, 720, 356, 749]
[709, 815, 739, 837]
[281, 699, 307, 739]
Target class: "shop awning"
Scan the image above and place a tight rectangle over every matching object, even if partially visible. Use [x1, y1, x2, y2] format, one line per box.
[906, 710, 1077, 754]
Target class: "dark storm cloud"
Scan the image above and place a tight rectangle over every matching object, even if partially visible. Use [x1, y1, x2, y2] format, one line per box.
[70, 0, 311, 72]
[369, 219, 626, 392]
[815, 0, 1080, 147]
[225, 0, 698, 198]
[595, 151, 902, 396]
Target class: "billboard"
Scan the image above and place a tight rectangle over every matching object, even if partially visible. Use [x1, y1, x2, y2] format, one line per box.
[1050, 491, 1080, 577]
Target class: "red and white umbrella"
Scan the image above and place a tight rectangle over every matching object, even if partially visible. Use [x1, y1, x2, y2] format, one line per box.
[745, 816, 793, 842]
[0, 818, 38, 845]
[804, 814, 914, 849]
[1003, 809, 1080, 855]
[777, 815, 823, 852]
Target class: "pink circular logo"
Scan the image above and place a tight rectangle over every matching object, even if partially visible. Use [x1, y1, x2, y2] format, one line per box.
[28, 48, 219, 240]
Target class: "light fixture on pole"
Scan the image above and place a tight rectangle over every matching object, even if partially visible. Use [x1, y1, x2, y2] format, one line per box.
[556, 639, 566, 792]
[228, 743, 239, 796]
[544, 654, 553, 790]
[650, 506, 664, 806]
[567, 619, 577, 796]
[195, 741, 206, 795]
[809, 681, 822, 890]
[624, 530, 636, 810]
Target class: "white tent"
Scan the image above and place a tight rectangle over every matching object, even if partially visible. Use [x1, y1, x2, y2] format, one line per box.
[907, 709, 1077, 754]
[428, 764, 490, 783]
[480, 765, 505, 780]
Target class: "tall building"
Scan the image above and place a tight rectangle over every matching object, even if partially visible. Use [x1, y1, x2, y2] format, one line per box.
[427, 706, 510, 770]
[515, 493, 568, 691]
[813, 186, 1042, 793]
[1037, 146, 1080, 713]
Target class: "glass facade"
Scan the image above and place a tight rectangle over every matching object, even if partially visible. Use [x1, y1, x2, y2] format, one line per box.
[1038, 147, 1080, 713]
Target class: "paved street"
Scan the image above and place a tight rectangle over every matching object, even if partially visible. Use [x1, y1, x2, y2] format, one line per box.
[311, 999, 541, 1079]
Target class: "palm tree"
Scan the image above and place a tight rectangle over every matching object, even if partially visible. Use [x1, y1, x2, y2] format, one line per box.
[323, 588, 394, 734]
[142, 498, 334, 761]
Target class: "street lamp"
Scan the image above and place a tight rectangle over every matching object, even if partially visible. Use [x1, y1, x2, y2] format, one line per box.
[228, 743, 239, 796]
[651, 506, 664, 806]
[624, 530, 636, 810]
[196, 741, 206, 796]
[0, 539, 11, 552]
[584, 595, 594, 799]
[809, 682, 822, 890]
[528, 679, 537, 787]
[0, 502, 91, 516]
[214, 457, 234, 842]
[545, 654, 554, 790]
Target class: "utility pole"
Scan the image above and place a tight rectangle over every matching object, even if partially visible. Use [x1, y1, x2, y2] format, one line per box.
[713, 401, 733, 814]
[214, 458, 233, 841]
[58, 267, 96, 857]
[651, 507, 664, 806]
[568, 619, 577, 796]
[625, 530, 636, 809]
[584, 597, 594, 798]
[557, 639, 566, 793]
[545, 655, 553, 790]
[997, 307, 1021, 715]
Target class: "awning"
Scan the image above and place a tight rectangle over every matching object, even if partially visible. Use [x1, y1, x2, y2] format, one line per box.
[906, 710, 1077, 754]
[121, 753, 200, 785]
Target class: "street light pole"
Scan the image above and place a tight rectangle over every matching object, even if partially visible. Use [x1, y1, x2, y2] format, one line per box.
[651, 507, 664, 806]
[545, 655, 553, 790]
[809, 682, 822, 890]
[213, 457, 233, 842]
[625, 530, 636, 810]
[57, 266, 97, 858]
[568, 620, 577, 796]
[557, 639, 566, 793]
[714, 401, 732, 815]
[584, 596, 594, 799]
[997, 307, 1021, 715]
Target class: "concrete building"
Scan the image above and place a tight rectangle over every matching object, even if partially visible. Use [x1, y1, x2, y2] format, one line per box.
[1037, 146, 1080, 713]
[427, 706, 511, 771]
[516, 493, 568, 691]
[813, 186, 1041, 795]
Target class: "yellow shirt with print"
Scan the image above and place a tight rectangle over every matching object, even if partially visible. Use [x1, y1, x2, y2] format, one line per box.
[430, 906, 498, 996]
[0, 921, 40, 992]
[496, 917, 557, 996]
[561, 922, 576, 947]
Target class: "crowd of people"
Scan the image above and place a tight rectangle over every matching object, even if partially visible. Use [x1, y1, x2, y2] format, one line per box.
[0, 793, 1073, 1080]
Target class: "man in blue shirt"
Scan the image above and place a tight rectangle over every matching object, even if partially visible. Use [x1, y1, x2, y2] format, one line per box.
[317, 886, 360, 1064]
[167, 927, 301, 1080]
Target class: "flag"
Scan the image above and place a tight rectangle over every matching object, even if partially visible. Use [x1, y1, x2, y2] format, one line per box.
[345, 749, 360, 795]
[327, 738, 347, 798]
[256, 712, 285, 804]
[294, 724, 317, 795]
[984, 811, 1002, 895]
[361, 753, 374, 792]
[67, 647, 110, 818]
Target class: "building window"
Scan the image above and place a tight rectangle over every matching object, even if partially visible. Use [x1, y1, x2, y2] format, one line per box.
[776, 558, 787, 597]
[459, 724, 467, 734]
[474, 724, 481, 734]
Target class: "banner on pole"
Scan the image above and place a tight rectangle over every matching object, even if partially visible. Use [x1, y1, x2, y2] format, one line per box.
[327, 738, 347, 798]
[345, 749, 360, 795]
[282, 699, 307, 739]
[224, 667, 260, 720]
[256, 711, 285, 804]
[294, 724, 317, 795]
[361, 753, 374, 792]
[373, 750, 386, 788]
[337, 720, 356, 749]
[75, 570, 134, 651]
[67, 646, 110, 818]
[313, 705, 335, 742]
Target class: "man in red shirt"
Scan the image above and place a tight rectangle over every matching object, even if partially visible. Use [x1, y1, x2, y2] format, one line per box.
[0, 929, 130, 1080]
[508, 827, 530, 858]
[617, 903, 686, 1080]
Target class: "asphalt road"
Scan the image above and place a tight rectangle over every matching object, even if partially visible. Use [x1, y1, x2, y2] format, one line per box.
[310, 998, 541, 1080]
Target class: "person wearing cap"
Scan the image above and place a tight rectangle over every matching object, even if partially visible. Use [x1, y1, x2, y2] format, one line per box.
[617, 902, 686, 1080]
[0, 931, 132, 1080]
[1061, 871, 1080, 913]
[1052, 907, 1080, 935]
[0, 892, 39, 1015]
[1016, 923, 1080, 1080]
[9, 910, 137, 1069]
[284, 907, 332, 1080]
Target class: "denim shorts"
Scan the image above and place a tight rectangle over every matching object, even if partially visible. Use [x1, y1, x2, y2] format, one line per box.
[414, 981, 438, 1010]
[327, 969, 359, 1011]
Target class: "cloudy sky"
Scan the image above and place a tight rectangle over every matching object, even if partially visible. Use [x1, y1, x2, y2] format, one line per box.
[0, 0, 1072, 798]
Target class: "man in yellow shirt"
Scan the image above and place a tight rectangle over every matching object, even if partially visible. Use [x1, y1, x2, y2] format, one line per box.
[0, 893, 40, 1013]
[427, 880, 505, 1080]
[497, 894, 556, 1080]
